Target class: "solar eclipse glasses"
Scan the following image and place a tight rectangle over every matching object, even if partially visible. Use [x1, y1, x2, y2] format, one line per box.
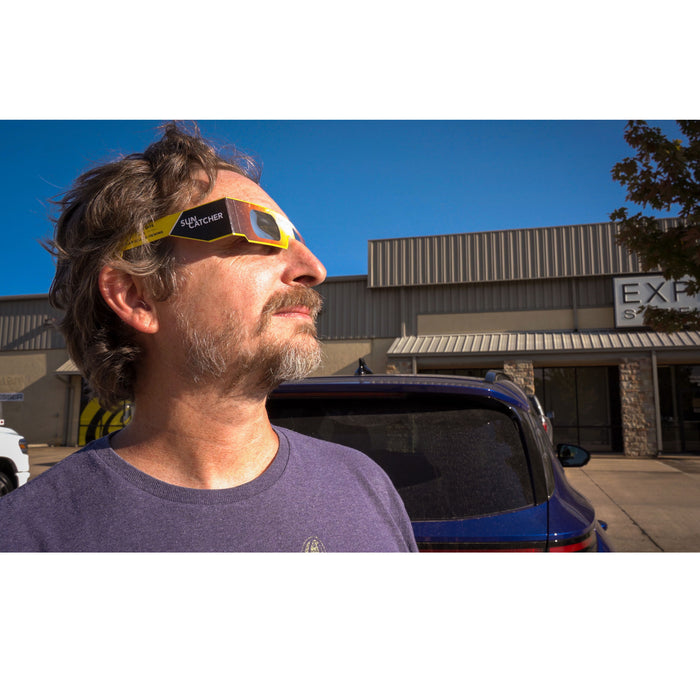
[121, 197, 303, 252]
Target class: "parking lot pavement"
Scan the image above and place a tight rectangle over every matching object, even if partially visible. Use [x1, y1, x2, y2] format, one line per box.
[565, 455, 700, 552]
[28, 445, 80, 480]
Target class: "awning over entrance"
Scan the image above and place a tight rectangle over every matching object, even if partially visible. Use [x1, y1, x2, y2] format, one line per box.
[55, 359, 80, 375]
[388, 330, 700, 357]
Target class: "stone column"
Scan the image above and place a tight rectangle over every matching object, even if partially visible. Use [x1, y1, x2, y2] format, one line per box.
[619, 357, 658, 456]
[503, 360, 535, 395]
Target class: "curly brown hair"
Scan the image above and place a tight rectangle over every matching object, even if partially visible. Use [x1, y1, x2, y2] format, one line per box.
[46, 122, 260, 409]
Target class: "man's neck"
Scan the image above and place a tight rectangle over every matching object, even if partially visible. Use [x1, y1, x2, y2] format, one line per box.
[110, 383, 279, 490]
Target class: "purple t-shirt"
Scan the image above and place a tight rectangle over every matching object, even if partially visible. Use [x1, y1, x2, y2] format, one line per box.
[0, 427, 417, 552]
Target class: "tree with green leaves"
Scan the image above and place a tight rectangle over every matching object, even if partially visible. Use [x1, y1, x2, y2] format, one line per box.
[610, 120, 700, 331]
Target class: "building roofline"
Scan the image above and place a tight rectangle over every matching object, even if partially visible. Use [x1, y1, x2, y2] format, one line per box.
[0, 292, 50, 302]
[367, 216, 680, 244]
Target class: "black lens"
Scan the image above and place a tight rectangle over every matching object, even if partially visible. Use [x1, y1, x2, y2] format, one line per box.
[250, 210, 281, 241]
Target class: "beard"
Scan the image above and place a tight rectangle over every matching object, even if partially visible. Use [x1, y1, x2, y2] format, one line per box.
[173, 286, 323, 395]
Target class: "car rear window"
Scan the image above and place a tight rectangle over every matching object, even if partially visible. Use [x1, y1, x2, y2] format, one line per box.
[268, 394, 535, 520]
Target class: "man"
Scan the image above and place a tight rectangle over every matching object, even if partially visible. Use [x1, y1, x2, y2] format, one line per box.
[0, 123, 417, 552]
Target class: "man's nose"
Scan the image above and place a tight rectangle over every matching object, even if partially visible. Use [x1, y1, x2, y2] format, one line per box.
[285, 238, 327, 287]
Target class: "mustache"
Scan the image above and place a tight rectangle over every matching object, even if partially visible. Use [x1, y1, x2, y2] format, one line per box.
[260, 287, 324, 322]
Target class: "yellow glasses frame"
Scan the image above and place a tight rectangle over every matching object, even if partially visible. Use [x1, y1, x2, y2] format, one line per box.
[121, 197, 303, 252]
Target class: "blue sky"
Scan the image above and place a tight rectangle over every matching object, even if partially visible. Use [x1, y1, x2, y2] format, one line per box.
[0, 119, 684, 297]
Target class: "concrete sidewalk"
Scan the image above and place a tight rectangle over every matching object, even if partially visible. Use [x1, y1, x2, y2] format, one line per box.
[565, 455, 700, 552]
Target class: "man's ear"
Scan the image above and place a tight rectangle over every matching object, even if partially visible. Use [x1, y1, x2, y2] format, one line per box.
[98, 265, 159, 334]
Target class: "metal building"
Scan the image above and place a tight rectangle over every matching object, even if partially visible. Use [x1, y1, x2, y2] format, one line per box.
[315, 218, 700, 456]
[0, 294, 76, 445]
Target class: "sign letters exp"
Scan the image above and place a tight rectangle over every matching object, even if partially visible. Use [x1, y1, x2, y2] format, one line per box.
[613, 275, 700, 328]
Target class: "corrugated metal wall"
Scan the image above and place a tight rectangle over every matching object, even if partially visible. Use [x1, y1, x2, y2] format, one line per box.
[406, 276, 612, 314]
[0, 296, 65, 351]
[317, 275, 613, 339]
[317, 277, 402, 339]
[368, 219, 676, 288]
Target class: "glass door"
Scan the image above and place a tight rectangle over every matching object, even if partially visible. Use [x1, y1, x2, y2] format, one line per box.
[534, 366, 623, 452]
[658, 365, 700, 453]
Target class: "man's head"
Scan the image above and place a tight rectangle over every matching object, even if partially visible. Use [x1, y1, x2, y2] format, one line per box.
[48, 123, 326, 408]
[150, 168, 327, 399]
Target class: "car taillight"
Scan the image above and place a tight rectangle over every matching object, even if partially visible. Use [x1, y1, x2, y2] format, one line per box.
[547, 530, 597, 552]
[19, 439, 28, 455]
[418, 541, 547, 552]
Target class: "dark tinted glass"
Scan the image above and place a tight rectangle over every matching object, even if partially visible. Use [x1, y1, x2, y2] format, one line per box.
[268, 395, 534, 520]
[250, 210, 281, 240]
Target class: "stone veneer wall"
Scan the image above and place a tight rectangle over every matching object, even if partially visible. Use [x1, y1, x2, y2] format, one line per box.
[619, 357, 658, 457]
[503, 361, 535, 395]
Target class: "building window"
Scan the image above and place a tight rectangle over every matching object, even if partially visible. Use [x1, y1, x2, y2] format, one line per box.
[534, 366, 623, 453]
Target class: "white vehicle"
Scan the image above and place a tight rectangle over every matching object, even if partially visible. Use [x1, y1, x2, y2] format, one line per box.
[0, 425, 30, 496]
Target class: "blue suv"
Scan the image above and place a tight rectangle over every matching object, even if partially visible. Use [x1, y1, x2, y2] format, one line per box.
[267, 372, 613, 552]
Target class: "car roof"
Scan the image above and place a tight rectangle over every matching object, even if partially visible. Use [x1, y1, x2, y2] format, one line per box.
[271, 373, 531, 411]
